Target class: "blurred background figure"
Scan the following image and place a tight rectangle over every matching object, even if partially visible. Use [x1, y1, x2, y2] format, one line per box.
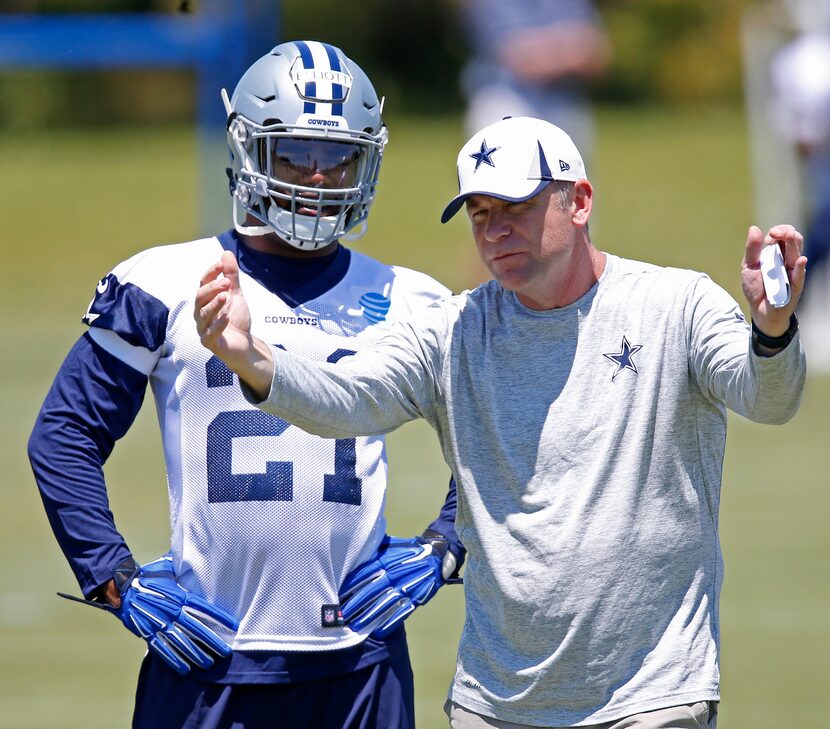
[743, 0, 830, 370]
[770, 24, 830, 283]
[457, 0, 611, 158]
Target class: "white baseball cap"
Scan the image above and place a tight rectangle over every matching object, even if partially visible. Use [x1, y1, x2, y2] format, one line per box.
[441, 116, 586, 224]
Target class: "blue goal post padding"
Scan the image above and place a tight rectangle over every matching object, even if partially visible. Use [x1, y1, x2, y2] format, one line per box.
[0, 2, 280, 229]
[0, 3, 279, 128]
[0, 14, 230, 67]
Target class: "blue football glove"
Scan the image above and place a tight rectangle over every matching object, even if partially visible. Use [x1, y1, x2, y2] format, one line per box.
[338, 530, 462, 639]
[59, 553, 239, 675]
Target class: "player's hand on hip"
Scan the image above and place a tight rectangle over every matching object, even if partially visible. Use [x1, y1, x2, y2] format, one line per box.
[59, 553, 239, 676]
[338, 532, 462, 639]
[741, 224, 807, 336]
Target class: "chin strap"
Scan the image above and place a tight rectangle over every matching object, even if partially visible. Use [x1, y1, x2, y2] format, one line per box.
[231, 196, 337, 251]
[232, 197, 276, 237]
[341, 219, 368, 243]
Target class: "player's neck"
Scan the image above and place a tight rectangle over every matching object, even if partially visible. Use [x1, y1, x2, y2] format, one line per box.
[239, 230, 341, 259]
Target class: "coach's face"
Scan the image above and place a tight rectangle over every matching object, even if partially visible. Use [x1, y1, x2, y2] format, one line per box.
[466, 180, 593, 310]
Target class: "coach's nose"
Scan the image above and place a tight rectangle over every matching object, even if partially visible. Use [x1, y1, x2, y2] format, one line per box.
[483, 207, 511, 243]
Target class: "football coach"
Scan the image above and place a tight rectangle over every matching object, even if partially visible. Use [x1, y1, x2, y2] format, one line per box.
[194, 116, 807, 729]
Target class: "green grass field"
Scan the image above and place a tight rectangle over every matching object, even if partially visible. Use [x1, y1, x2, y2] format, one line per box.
[2, 107, 828, 728]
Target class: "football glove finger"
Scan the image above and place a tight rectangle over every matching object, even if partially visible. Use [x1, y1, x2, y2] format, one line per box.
[339, 536, 426, 597]
[118, 562, 238, 674]
[339, 534, 458, 639]
[59, 554, 239, 676]
[341, 553, 442, 617]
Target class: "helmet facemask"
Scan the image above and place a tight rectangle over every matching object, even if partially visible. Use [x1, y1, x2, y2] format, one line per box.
[227, 117, 386, 249]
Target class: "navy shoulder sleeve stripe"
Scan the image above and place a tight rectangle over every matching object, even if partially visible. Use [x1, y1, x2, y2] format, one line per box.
[83, 273, 169, 351]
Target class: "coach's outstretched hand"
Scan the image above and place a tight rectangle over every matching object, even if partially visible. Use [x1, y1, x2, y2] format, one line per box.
[195, 251, 274, 400]
[741, 224, 807, 345]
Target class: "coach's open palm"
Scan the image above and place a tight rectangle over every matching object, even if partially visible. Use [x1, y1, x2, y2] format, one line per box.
[195, 251, 274, 400]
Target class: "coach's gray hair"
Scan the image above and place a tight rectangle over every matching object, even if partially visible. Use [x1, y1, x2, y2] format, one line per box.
[550, 180, 590, 235]
[550, 180, 575, 210]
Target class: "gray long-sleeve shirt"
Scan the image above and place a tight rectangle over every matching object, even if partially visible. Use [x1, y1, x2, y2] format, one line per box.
[248, 254, 806, 726]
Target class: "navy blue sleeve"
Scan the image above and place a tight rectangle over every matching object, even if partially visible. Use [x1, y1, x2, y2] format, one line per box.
[27, 333, 148, 597]
[426, 476, 466, 574]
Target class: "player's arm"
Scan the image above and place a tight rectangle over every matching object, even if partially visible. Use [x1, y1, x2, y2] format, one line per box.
[30, 334, 238, 674]
[424, 475, 465, 580]
[31, 270, 239, 673]
[28, 333, 146, 598]
[338, 476, 466, 639]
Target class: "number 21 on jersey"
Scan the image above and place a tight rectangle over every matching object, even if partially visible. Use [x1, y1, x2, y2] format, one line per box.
[204, 347, 362, 506]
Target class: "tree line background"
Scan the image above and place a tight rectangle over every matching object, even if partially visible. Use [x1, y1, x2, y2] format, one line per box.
[0, 0, 762, 128]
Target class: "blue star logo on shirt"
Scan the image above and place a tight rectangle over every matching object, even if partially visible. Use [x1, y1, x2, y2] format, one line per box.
[469, 139, 499, 171]
[603, 335, 643, 381]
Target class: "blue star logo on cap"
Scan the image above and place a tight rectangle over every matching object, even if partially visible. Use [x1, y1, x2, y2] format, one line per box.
[470, 139, 500, 171]
[603, 335, 643, 381]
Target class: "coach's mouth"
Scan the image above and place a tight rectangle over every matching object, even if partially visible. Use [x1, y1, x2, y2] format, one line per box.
[490, 250, 526, 264]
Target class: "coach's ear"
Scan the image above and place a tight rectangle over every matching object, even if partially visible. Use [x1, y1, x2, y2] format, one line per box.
[572, 179, 593, 227]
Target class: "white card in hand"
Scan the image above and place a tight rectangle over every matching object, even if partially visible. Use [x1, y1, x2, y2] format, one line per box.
[760, 244, 791, 308]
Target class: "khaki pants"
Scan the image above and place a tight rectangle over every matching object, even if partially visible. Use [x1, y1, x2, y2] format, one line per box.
[445, 699, 718, 729]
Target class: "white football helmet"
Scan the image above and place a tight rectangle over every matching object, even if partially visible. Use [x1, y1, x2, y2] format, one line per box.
[223, 40, 388, 250]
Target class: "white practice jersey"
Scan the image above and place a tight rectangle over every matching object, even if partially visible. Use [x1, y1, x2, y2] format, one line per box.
[82, 234, 449, 651]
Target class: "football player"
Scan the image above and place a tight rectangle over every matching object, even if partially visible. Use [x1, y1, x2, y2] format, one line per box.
[28, 40, 463, 729]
